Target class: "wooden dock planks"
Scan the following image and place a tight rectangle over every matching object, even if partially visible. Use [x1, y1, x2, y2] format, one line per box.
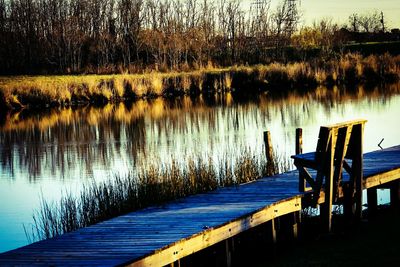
[363, 146, 400, 188]
[1, 146, 400, 266]
[0, 171, 302, 266]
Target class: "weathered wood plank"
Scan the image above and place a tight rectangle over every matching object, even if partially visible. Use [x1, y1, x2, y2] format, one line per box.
[126, 197, 301, 267]
[322, 119, 367, 130]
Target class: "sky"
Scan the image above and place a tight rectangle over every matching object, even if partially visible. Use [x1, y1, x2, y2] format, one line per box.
[244, 0, 400, 29]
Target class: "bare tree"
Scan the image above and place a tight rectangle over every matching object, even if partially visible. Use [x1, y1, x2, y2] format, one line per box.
[380, 11, 385, 32]
[358, 11, 381, 33]
[0, 0, 311, 74]
[349, 14, 359, 32]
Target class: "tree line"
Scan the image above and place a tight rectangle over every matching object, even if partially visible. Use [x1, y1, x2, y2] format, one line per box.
[0, 0, 301, 74]
[0, 0, 396, 75]
[348, 11, 386, 33]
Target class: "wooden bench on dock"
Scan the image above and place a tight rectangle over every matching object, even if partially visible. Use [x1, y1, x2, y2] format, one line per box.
[292, 119, 366, 232]
[1, 120, 400, 266]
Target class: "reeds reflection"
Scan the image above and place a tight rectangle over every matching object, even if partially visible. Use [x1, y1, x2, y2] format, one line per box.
[1, 84, 400, 182]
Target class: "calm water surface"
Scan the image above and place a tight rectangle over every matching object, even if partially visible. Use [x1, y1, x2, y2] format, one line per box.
[1, 84, 400, 252]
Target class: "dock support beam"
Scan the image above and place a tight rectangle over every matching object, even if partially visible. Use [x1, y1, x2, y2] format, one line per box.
[343, 183, 354, 222]
[225, 238, 235, 267]
[390, 180, 400, 210]
[367, 187, 378, 217]
[290, 211, 300, 240]
[271, 218, 277, 244]
[170, 260, 181, 267]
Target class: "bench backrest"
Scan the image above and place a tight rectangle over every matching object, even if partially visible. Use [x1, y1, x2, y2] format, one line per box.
[315, 119, 367, 165]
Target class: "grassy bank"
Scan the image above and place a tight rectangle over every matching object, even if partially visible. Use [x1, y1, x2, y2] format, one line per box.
[27, 150, 289, 242]
[1, 53, 399, 111]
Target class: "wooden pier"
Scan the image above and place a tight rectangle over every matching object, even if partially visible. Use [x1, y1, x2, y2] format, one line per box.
[1, 120, 400, 266]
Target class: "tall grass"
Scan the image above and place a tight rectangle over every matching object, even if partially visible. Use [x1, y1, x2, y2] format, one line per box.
[27, 149, 289, 242]
[1, 53, 399, 111]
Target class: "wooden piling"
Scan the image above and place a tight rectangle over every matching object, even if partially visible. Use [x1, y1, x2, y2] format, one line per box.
[367, 187, 378, 217]
[263, 218, 278, 257]
[295, 128, 303, 155]
[343, 183, 355, 222]
[264, 131, 276, 175]
[293, 211, 300, 239]
[390, 180, 400, 210]
[296, 128, 306, 192]
[225, 238, 234, 267]
[271, 218, 277, 244]
[170, 260, 181, 267]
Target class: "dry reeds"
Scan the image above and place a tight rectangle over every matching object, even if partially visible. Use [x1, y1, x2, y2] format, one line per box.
[333, 53, 400, 85]
[1, 53, 399, 111]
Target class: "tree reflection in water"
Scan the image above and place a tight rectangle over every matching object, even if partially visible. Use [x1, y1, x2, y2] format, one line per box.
[1, 83, 399, 183]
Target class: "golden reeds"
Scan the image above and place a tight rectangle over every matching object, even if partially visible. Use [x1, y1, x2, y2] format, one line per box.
[1, 53, 399, 111]
[28, 150, 286, 242]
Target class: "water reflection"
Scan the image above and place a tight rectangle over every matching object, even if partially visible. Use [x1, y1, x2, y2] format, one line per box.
[1, 83, 400, 252]
[1, 84, 400, 182]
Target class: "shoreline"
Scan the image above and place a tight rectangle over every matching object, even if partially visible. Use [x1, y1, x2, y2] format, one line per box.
[1, 53, 399, 112]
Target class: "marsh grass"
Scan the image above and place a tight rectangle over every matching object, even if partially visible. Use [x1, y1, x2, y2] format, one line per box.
[1, 53, 399, 111]
[336, 53, 400, 86]
[27, 149, 287, 242]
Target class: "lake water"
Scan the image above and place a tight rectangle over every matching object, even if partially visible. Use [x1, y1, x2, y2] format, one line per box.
[1, 84, 400, 253]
